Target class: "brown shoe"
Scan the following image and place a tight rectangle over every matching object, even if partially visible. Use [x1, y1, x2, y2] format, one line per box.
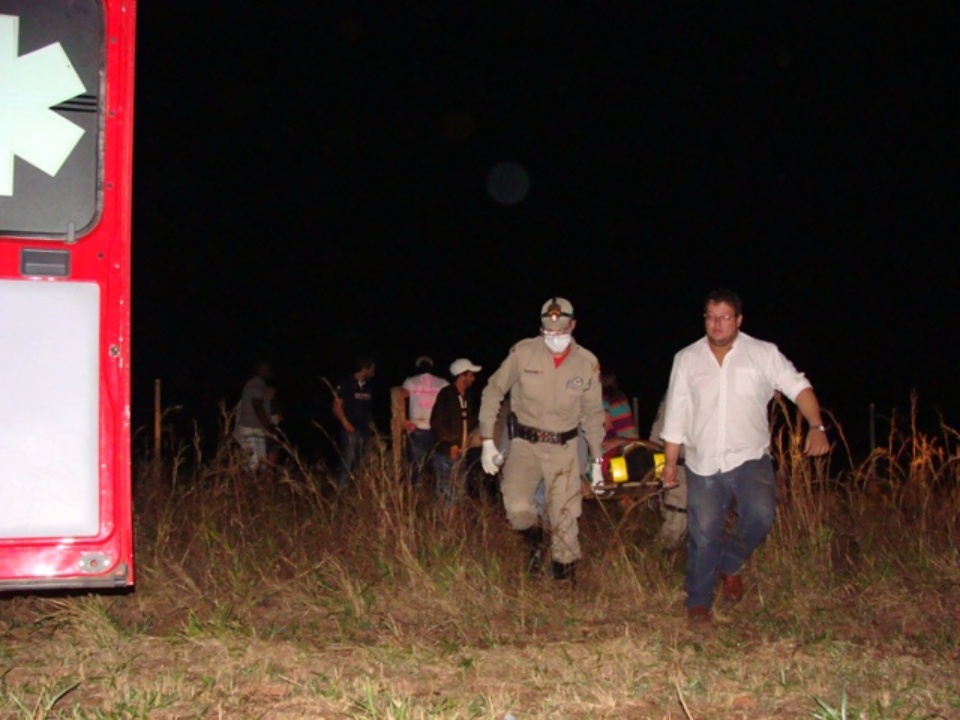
[687, 606, 712, 623]
[721, 573, 744, 603]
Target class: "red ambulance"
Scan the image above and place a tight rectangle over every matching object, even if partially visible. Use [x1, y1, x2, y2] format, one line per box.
[0, 0, 136, 590]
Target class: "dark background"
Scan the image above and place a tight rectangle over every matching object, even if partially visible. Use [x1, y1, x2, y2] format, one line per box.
[131, 1, 960, 462]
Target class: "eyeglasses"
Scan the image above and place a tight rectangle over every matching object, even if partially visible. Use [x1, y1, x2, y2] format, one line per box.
[703, 313, 737, 323]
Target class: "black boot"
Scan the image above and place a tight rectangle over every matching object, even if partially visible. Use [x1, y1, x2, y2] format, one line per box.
[551, 561, 577, 586]
[520, 527, 545, 576]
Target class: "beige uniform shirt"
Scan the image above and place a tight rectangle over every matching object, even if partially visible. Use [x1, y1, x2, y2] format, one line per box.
[479, 337, 605, 459]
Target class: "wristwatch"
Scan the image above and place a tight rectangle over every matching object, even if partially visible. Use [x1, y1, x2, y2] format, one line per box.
[811, 424, 827, 432]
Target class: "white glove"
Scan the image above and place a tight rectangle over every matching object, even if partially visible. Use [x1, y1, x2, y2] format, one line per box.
[589, 461, 605, 492]
[481, 439, 505, 475]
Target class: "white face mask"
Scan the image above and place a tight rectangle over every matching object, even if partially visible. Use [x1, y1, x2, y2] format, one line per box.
[544, 333, 572, 354]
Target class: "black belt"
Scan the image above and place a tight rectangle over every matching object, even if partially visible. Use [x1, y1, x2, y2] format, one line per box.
[513, 422, 578, 445]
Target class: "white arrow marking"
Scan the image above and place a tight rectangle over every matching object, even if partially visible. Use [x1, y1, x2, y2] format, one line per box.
[0, 14, 87, 197]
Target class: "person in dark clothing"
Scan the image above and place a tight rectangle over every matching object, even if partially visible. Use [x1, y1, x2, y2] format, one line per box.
[429, 358, 481, 507]
[332, 356, 376, 488]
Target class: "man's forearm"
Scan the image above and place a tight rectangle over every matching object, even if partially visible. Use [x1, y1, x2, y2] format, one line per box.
[663, 441, 682, 467]
[660, 440, 682, 488]
[795, 387, 824, 427]
[253, 400, 271, 429]
[332, 401, 353, 431]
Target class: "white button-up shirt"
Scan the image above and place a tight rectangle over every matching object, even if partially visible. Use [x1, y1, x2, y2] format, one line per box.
[660, 331, 812, 475]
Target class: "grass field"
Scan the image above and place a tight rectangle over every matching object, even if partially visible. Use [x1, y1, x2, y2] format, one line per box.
[1, 402, 959, 719]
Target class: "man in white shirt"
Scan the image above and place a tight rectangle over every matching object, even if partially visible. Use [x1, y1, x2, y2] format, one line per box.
[400, 356, 449, 487]
[660, 289, 830, 622]
[236, 361, 275, 471]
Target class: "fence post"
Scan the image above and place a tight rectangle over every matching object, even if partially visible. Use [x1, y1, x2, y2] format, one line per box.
[390, 386, 405, 477]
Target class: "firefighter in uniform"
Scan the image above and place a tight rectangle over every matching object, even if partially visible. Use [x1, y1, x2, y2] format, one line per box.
[479, 297, 605, 582]
[650, 395, 687, 550]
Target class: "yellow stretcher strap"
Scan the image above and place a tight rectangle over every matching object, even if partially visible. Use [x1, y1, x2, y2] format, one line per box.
[608, 451, 667, 483]
[653, 452, 665, 479]
[609, 456, 628, 483]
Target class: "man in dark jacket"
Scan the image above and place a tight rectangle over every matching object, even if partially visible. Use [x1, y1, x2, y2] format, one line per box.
[430, 358, 481, 507]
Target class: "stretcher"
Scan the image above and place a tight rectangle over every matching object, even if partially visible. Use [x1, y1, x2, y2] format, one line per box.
[589, 439, 678, 502]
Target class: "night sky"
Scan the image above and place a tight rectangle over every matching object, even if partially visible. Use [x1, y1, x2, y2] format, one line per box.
[132, 2, 960, 459]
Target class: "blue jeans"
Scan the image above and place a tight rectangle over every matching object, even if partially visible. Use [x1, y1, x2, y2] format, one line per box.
[685, 456, 776, 610]
[336, 430, 368, 488]
[406, 429, 435, 487]
[431, 453, 461, 508]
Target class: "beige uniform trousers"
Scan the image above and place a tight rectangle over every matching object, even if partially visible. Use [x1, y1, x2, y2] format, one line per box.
[501, 438, 582, 564]
[650, 397, 688, 550]
[659, 466, 688, 550]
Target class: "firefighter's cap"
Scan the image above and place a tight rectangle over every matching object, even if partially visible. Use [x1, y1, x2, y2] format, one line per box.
[540, 297, 575, 331]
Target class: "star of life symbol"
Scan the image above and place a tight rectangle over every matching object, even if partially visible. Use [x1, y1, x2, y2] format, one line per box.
[0, 14, 86, 197]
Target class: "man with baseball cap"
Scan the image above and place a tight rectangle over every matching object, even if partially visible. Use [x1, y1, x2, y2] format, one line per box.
[430, 358, 482, 508]
[478, 298, 605, 583]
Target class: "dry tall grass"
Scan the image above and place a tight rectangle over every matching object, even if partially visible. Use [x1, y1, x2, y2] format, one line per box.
[1, 402, 959, 719]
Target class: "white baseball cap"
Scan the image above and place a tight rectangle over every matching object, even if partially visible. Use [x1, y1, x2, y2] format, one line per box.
[450, 358, 481, 377]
